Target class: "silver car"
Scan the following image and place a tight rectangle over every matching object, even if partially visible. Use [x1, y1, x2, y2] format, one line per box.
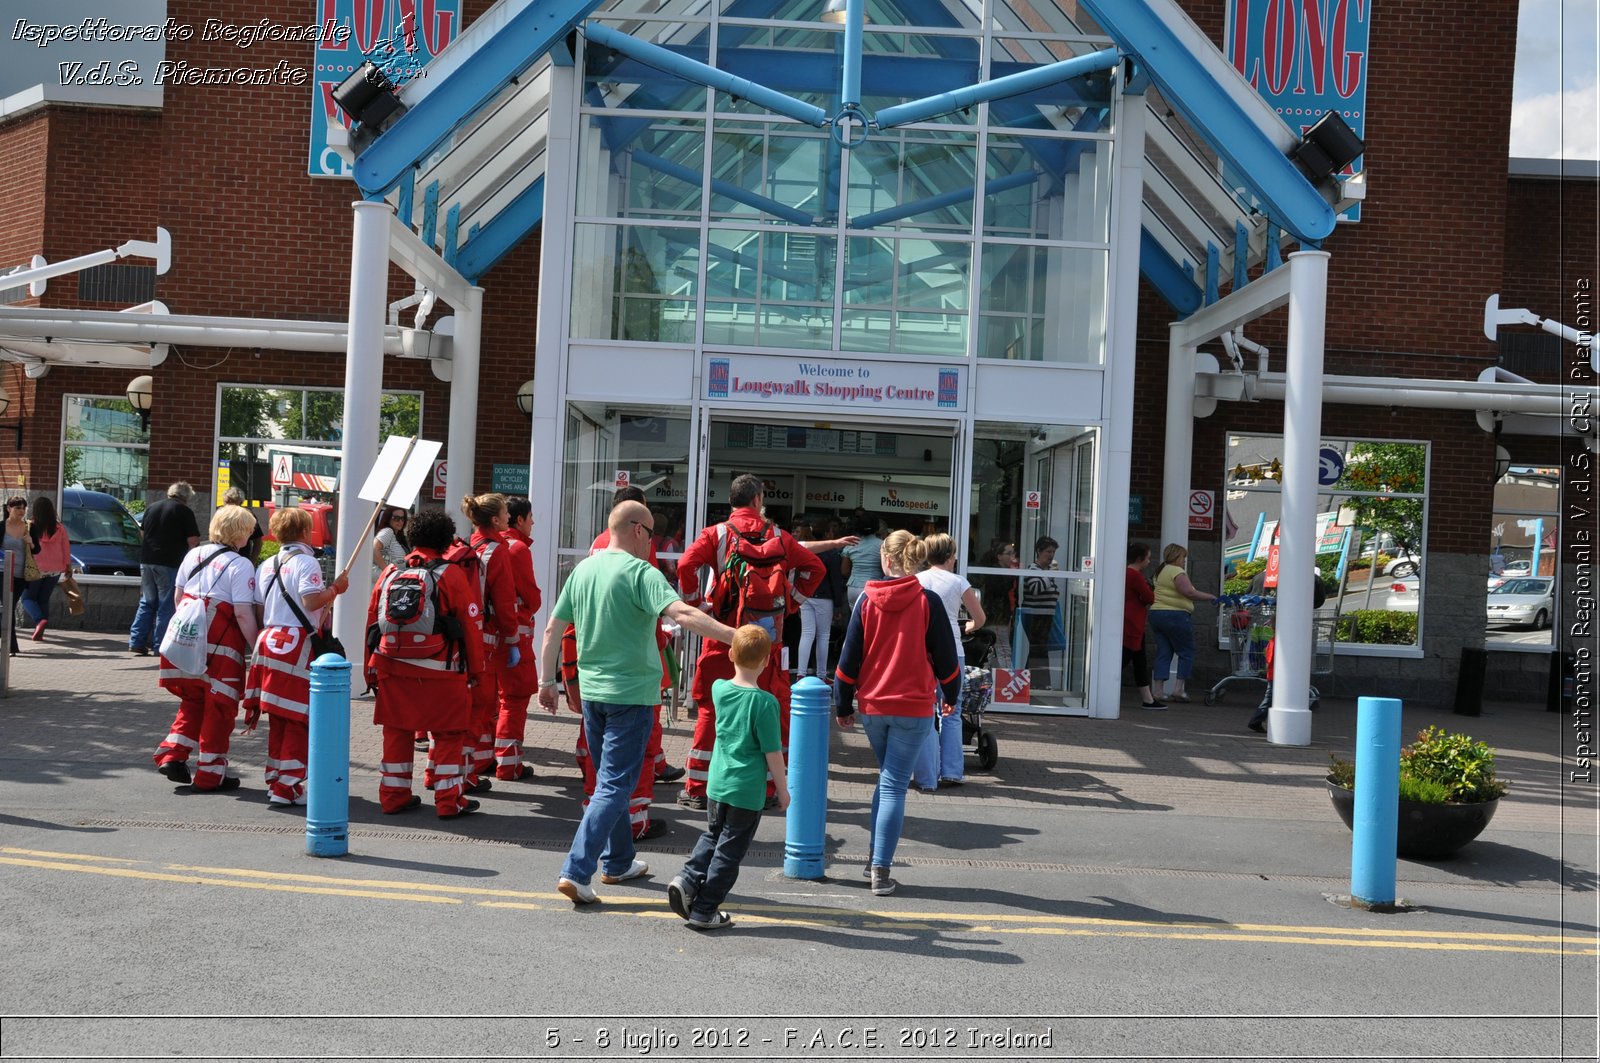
[1486, 577, 1554, 629]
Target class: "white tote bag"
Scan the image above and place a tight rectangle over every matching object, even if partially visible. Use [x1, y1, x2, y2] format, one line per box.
[159, 595, 209, 675]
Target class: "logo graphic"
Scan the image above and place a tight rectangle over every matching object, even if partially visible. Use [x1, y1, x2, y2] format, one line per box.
[708, 359, 730, 398]
[937, 369, 959, 408]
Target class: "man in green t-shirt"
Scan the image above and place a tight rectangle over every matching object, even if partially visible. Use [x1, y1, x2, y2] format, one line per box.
[538, 500, 737, 905]
[667, 624, 790, 931]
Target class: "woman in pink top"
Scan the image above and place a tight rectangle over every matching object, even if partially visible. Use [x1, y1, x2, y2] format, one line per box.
[22, 496, 72, 641]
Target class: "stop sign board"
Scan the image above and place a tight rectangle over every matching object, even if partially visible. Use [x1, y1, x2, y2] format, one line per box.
[1188, 489, 1215, 531]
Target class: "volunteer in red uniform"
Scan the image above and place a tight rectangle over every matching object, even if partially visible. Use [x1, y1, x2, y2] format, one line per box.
[461, 493, 521, 790]
[241, 507, 350, 807]
[676, 473, 823, 810]
[152, 505, 261, 792]
[495, 496, 542, 780]
[366, 508, 487, 817]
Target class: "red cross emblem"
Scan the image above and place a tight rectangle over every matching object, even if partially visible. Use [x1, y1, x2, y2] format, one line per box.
[267, 627, 302, 656]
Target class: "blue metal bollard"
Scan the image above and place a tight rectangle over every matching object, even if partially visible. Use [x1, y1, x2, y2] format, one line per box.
[306, 652, 352, 858]
[784, 676, 831, 880]
[1350, 695, 1402, 907]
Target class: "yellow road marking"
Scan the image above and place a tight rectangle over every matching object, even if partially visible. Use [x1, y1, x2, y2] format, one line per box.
[3, 850, 1593, 955]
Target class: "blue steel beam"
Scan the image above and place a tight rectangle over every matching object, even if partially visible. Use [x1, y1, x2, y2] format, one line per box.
[842, 0, 865, 107]
[1074, 0, 1336, 241]
[583, 23, 828, 128]
[633, 150, 816, 225]
[454, 177, 546, 284]
[355, 0, 606, 196]
[1139, 229, 1202, 315]
[875, 47, 1119, 128]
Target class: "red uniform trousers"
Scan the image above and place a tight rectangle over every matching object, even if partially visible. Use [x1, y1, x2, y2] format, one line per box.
[155, 596, 249, 791]
[466, 674, 498, 785]
[241, 625, 313, 805]
[154, 683, 239, 790]
[373, 671, 473, 817]
[493, 630, 538, 780]
[686, 644, 790, 800]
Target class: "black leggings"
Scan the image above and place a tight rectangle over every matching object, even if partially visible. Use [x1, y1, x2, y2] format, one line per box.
[1122, 642, 1150, 687]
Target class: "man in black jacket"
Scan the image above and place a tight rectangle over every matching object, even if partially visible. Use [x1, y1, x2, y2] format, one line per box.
[128, 482, 200, 655]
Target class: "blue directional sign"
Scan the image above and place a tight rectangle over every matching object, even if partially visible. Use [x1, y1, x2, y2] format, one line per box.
[1317, 445, 1345, 486]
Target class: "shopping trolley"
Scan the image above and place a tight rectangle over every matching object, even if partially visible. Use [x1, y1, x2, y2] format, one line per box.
[1204, 595, 1274, 705]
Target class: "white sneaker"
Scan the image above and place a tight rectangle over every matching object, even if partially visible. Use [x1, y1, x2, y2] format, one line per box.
[600, 858, 650, 884]
[557, 878, 599, 905]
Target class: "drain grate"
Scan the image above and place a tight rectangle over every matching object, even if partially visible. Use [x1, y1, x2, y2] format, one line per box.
[76, 819, 1564, 893]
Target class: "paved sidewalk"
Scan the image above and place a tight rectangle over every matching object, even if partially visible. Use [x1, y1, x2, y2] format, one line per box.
[4, 629, 1581, 858]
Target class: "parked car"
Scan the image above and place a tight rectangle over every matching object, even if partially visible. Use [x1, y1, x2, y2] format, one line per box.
[61, 488, 142, 575]
[1486, 559, 1533, 590]
[1385, 579, 1420, 613]
[1382, 551, 1419, 578]
[1486, 577, 1554, 629]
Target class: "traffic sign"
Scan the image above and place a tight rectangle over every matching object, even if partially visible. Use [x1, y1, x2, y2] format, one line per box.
[432, 460, 448, 502]
[1187, 489, 1215, 531]
[1318, 445, 1345, 486]
[271, 454, 293, 487]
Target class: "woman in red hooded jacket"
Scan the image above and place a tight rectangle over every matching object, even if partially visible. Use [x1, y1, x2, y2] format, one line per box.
[833, 529, 961, 898]
[461, 493, 522, 790]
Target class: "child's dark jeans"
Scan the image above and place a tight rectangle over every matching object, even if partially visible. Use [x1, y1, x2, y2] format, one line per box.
[680, 798, 763, 920]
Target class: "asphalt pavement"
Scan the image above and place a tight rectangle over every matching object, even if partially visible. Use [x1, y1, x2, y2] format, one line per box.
[0, 629, 1594, 1062]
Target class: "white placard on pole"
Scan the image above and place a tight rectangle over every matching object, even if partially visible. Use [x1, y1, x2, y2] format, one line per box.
[357, 435, 443, 506]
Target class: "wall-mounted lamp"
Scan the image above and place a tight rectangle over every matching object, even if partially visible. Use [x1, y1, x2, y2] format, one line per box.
[1289, 110, 1365, 184]
[1494, 445, 1511, 483]
[0, 385, 22, 449]
[516, 379, 535, 418]
[331, 62, 408, 154]
[126, 374, 153, 431]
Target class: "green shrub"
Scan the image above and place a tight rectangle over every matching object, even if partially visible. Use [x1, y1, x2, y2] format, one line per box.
[1327, 727, 1507, 804]
[257, 539, 281, 562]
[1335, 609, 1418, 644]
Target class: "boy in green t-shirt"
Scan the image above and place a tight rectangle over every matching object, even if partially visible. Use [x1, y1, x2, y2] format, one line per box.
[668, 624, 789, 930]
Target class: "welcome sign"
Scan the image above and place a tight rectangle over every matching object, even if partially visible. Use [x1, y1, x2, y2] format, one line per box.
[1223, 0, 1371, 221]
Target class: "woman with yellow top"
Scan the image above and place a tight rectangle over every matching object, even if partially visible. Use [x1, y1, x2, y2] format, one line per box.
[1147, 543, 1216, 703]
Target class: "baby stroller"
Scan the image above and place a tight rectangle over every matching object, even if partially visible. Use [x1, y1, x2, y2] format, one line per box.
[960, 629, 999, 771]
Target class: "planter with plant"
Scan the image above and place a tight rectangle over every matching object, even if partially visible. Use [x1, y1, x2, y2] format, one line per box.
[1326, 725, 1508, 859]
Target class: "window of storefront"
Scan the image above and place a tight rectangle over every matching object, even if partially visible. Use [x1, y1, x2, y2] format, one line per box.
[1222, 435, 1430, 653]
[967, 420, 1097, 710]
[214, 385, 421, 506]
[1487, 464, 1561, 650]
[61, 395, 150, 510]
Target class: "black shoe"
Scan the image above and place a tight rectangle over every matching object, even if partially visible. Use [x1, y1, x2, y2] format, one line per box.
[213, 776, 242, 792]
[656, 764, 686, 783]
[469, 777, 493, 795]
[1247, 718, 1267, 733]
[157, 760, 192, 785]
[457, 799, 481, 816]
[635, 819, 669, 841]
[129, 645, 150, 657]
[382, 795, 424, 814]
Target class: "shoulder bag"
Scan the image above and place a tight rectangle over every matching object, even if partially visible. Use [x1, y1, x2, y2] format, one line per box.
[271, 556, 347, 660]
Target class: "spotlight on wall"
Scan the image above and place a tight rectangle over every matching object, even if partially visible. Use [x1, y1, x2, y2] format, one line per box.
[126, 374, 153, 431]
[1289, 110, 1365, 184]
[0, 385, 22, 449]
[332, 62, 409, 154]
[516, 379, 535, 418]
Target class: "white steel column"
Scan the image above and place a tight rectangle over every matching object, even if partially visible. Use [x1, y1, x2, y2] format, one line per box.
[445, 286, 485, 537]
[1267, 249, 1330, 746]
[1090, 90, 1146, 719]
[1160, 327, 1197, 551]
[530, 60, 581, 628]
[333, 200, 392, 660]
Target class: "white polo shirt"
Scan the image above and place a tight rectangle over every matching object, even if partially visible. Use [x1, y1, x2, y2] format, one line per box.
[256, 544, 326, 629]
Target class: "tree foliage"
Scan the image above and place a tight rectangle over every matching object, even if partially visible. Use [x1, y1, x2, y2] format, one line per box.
[1339, 442, 1426, 555]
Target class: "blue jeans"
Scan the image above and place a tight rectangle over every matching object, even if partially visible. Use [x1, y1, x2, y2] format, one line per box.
[860, 713, 933, 870]
[560, 700, 654, 885]
[20, 573, 60, 626]
[129, 564, 178, 651]
[913, 656, 965, 788]
[680, 798, 763, 920]
[1148, 609, 1196, 682]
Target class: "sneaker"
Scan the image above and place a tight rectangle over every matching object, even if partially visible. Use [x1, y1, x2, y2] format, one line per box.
[1141, 700, 1167, 710]
[667, 875, 697, 919]
[938, 777, 965, 787]
[157, 760, 191, 785]
[635, 819, 669, 842]
[558, 877, 599, 905]
[686, 910, 733, 930]
[31, 620, 46, 641]
[869, 866, 898, 896]
[656, 764, 686, 783]
[599, 859, 649, 885]
[678, 792, 707, 811]
[129, 645, 150, 657]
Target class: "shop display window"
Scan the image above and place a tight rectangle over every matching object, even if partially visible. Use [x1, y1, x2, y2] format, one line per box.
[1222, 435, 1430, 652]
[61, 396, 149, 510]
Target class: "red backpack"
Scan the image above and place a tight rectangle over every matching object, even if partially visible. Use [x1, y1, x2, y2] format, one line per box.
[707, 521, 792, 628]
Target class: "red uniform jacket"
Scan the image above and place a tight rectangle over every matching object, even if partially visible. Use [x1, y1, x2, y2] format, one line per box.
[470, 529, 521, 665]
[366, 546, 487, 732]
